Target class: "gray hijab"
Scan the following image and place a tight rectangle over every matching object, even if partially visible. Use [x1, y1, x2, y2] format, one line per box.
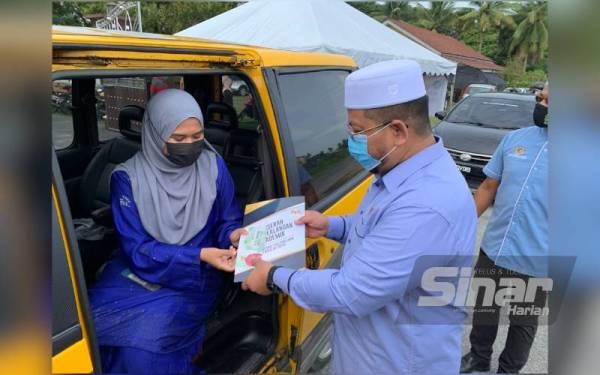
[114, 89, 218, 245]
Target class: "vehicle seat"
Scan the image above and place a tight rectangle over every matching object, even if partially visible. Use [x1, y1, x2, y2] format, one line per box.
[77, 105, 142, 285]
[204, 103, 238, 156]
[224, 129, 263, 206]
[78, 105, 142, 223]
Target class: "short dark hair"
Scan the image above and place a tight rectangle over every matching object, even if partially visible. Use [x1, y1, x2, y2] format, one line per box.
[364, 95, 431, 137]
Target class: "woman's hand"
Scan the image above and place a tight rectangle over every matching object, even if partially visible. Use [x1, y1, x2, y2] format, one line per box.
[229, 227, 248, 247]
[200, 247, 237, 272]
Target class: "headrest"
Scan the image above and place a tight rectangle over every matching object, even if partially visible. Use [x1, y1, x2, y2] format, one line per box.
[206, 102, 238, 130]
[118, 105, 144, 142]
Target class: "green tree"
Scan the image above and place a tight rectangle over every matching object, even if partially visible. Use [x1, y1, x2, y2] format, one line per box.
[459, 1, 515, 52]
[508, 1, 548, 73]
[141, 2, 237, 35]
[351, 1, 421, 23]
[415, 1, 457, 35]
[350, 1, 388, 22]
[386, 2, 419, 23]
[459, 27, 501, 61]
[502, 59, 547, 87]
[53, 2, 237, 35]
[52, 1, 89, 26]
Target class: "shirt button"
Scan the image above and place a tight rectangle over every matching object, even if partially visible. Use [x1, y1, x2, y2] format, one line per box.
[348, 239, 352, 244]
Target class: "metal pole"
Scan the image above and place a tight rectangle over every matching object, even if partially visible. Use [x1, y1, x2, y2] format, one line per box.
[449, 73, 457, 108]
[137, 1, 143, 32]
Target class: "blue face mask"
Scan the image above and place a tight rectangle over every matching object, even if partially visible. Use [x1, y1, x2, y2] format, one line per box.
[347, 122, 397, 171]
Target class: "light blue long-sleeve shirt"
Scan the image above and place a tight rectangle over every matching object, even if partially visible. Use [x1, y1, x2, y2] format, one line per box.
[274, 138, 477, 374]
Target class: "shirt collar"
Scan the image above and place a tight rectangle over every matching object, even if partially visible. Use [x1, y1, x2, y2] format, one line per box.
[375, 136, 445, 191]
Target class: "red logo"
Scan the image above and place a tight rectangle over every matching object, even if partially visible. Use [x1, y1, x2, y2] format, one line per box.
[244, 253, 262, 266]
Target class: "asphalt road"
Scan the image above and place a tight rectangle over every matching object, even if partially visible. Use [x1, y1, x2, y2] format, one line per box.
[316, 208, 548, 374]
[53, 112, 120, 149]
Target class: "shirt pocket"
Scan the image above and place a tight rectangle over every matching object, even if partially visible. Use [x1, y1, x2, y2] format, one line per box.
[503, 149, 531, 183]
[354, 208, 380, 239]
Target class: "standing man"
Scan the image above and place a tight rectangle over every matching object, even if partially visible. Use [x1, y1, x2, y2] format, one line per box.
[243, 60, 477, 374]
[461, 83, 549, 373]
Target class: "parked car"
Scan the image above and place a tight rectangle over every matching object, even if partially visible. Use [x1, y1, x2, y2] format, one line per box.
[52, 25, 368, 374]
[461, 83, 496, 99]
[503, 87, 529, 94]
[231, 77, 249, 95]
[433, 93, 536, 188]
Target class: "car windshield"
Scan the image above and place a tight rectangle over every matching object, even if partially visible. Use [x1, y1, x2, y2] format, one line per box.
[469, 86, 494, 94]
[446, 96, 535, 129]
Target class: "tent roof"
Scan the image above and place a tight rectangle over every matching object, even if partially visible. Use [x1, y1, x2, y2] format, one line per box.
[176, 0, 456, 76]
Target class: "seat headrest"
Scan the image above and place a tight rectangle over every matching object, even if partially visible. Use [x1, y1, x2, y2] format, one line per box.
[118, 105, 144, 142]
[206, 102, 238, 130]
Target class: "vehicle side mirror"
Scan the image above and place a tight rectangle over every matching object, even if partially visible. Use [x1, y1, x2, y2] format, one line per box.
[435, 111, 447, 121]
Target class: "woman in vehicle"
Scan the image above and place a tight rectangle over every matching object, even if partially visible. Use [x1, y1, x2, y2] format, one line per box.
[88, 89, 245, 373]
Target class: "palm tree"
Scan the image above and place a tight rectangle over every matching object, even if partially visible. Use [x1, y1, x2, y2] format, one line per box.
[508, 1, 548, 73]
[459, 1, 515, 52]
[415, 1, 457, 34]
[386, 2, 411, 19]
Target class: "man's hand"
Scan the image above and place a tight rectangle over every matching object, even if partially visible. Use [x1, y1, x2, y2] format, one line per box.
[241, 258, 273, 296]
[230, 227, 248, 247]
[200, 247, 237, 272]
[295, 210, 329, 238]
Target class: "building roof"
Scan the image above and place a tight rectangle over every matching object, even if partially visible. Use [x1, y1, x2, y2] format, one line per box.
[385, 19, 503, 72]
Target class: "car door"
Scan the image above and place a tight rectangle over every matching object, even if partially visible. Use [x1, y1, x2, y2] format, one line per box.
[263, 66, 372, 371]
[52, 153, 101, 374]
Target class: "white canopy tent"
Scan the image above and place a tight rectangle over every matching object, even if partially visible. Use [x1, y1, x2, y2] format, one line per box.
[177, 0, 457, 115]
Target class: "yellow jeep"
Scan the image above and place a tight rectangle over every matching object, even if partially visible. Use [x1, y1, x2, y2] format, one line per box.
[51, 25, 370, 373]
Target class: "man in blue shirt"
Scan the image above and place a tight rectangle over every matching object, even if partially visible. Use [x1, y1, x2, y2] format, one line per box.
[461, 84, 549, 373]
[243, 60, 477, 374]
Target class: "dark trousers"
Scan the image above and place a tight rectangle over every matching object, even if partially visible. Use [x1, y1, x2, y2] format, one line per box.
[469, 249, 548, 373]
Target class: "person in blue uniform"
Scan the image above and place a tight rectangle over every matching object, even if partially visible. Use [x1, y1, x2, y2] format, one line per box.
[88, 89, 244, 374]
[460, 84, 550, 373]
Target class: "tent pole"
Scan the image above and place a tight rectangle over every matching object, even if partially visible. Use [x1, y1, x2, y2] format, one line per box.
[448, 73, 457, 109]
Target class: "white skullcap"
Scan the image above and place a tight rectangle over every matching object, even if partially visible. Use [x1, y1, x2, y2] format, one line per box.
[345, 60, 426, 110]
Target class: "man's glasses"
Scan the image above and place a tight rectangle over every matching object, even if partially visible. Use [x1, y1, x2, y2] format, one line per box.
[346, 121, 392, 141]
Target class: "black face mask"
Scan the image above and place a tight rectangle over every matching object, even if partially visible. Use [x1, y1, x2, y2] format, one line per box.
[533, 103, 548, 128]
[165, 140, 204, 167]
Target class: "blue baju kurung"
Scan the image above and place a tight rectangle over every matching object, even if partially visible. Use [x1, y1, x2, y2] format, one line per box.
[88, 156, 243, 373]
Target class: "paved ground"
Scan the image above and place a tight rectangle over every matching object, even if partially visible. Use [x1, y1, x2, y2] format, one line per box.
[316, 208, 548, 374]
[53, 112, 120, 149]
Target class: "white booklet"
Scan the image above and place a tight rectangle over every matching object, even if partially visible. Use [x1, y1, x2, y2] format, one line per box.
[234, 196, 306, 282]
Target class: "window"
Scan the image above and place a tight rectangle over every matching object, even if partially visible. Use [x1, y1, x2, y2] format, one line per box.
[446, 96, 535, 129]
[277, 70, 362, 206]
[52, 80, 74, 149]
[97, 77, 146, 141]
[222, 75, 260, 131]
[96, 76, 183, 140]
